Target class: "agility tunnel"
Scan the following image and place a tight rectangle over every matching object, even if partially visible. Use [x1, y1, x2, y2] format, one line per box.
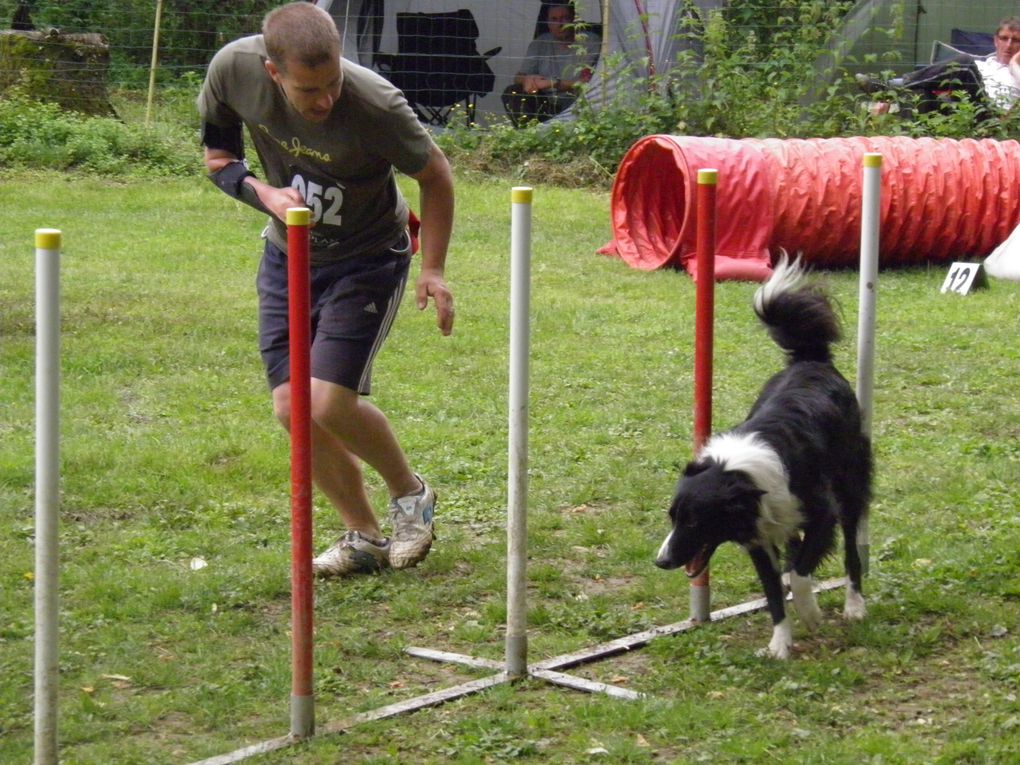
[600, 135, 1020, 281]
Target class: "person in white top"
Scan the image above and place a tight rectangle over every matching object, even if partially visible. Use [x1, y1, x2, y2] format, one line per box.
[975, 24, 1020, 108]
[858, 16, 1020, 116]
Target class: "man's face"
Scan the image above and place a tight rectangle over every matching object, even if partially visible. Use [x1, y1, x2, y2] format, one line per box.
[266, 57, 343, 123]
[547, 6, 573, 42]
[993, 25, 1020, 65]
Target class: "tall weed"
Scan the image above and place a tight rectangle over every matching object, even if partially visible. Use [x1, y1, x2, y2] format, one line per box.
[0, 90, 199, 176]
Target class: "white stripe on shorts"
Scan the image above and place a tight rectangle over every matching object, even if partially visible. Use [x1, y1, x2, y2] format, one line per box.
[357, 265, 408, 394]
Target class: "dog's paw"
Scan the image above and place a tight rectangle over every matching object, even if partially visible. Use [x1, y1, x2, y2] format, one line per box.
[797, 601, 824, 631]
[763, 620, 793, 659]
[843, 588, 866, 621]
[790, 573, 822, 631]
[761, 639, 791, 660]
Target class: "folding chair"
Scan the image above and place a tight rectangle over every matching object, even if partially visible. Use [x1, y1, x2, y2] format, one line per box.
[929, 40, 969, 65]
[930, 30, 993, 65]
[379, 9, 500, 126]
[948, 28, 995, 57]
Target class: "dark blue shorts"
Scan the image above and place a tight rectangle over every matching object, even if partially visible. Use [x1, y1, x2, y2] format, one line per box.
[256, 232, 411, 394]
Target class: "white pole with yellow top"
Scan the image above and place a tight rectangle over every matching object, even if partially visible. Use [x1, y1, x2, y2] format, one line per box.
[34, 228, 62, 765]
[506, 187, 532, 678]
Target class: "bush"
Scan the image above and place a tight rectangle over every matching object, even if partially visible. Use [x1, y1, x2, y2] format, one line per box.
[0, 91, 200, 176]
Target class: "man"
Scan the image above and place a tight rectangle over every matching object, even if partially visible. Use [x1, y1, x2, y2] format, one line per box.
[858, 16, 1020, 117]
[197, 2, 454, 577]
[502, 2, 601, 125]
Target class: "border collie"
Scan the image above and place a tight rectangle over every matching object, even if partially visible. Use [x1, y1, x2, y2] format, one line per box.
[655, 255, 871, 659]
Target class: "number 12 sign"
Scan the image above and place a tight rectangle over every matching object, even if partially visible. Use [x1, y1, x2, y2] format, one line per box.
[940, 262, 988, 295]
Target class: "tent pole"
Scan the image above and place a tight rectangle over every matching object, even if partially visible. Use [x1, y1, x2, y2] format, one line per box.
[600, 0, 610, 107]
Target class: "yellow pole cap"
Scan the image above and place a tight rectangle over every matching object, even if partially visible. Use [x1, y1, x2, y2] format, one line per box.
[697, 169, 718, 185]
[286, 207, 311, 226]
[511, 187, 533, 204]
[35, 228, 62, 250]
[863, 153, 883, 168]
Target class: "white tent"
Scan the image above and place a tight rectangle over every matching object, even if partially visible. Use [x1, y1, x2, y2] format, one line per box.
[318, 0, 724, 124]
[984, 223, 1020, 282]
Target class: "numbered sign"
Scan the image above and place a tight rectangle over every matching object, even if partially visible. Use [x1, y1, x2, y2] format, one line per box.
[940, 262, 988, 295]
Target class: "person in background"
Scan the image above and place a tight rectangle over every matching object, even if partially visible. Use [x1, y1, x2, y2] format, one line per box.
[197, 2, 454, 578]
[858, 16, 1020, 117]
[502, 2, 601, 125]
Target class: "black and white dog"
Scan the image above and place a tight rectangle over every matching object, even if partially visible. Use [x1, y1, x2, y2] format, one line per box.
[655, 255, 871, 659]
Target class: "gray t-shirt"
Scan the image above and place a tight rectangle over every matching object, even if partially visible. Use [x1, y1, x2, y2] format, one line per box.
[198, 35, 434, 263]
[518, 31, 600, 81]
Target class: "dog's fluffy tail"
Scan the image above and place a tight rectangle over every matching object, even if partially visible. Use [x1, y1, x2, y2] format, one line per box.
[753, 252, 841, 364]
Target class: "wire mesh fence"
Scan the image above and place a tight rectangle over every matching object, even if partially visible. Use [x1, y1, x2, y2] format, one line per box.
[0, 1, 1017, 123]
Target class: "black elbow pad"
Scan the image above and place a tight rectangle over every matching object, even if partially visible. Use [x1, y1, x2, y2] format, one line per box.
[209, 160, 254, 197]
[208, 161, 270, 215]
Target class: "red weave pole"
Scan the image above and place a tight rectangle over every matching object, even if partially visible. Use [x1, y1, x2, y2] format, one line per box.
[286, 207, 314, 737]
[693, 170, 717, 448]
[690, 169, 717, 620]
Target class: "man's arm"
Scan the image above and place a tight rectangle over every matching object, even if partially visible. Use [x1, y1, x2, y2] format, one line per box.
[201, 129, 304, 221]
[408, 144, 455, 336]
[516, 72, 557, 93]
[1010, 50, 1020, 98]
[514, 39, 554, 93]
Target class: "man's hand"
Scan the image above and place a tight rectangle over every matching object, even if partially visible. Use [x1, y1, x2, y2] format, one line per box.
[416, 267, 454, 336]
[409, 146, 454, 335]
[204, 147, 306, 222]
[249, 180, 306, 223]
[522, 74, 554, 93]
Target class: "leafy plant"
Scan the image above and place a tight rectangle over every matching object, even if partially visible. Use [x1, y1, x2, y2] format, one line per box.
[0, 91, 200, 175]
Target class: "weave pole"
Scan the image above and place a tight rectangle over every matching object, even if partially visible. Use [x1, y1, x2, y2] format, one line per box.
[856, 154, 881, 577]
[188, 185, 637, 765]
[34, 228, 62, 765]
[506, 187, 533, 678]
[689, 169, 717, 622]
[286, 207, 315, 738]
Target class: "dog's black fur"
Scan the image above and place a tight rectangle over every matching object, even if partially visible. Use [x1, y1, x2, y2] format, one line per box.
[655, 255, 872, 658]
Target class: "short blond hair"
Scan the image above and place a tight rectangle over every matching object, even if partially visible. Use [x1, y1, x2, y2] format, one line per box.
[263, 2, 341, 73]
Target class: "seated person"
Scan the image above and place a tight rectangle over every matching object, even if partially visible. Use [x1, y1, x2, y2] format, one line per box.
[858, 16, 1020, 117]
[502, 2, 600, 126]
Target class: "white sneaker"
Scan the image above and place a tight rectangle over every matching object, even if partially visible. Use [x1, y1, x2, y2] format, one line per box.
[388, 474, 435, 569]
[312, 530, 390, 578]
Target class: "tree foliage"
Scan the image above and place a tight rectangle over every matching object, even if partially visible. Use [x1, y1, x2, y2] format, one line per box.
[0, 0, 274, 81]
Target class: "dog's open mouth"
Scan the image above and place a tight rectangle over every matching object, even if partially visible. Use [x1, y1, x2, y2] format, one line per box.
[684, 547, 712, 579]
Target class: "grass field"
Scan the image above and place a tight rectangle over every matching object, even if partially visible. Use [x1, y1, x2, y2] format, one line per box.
[1, 170, 1019, 764]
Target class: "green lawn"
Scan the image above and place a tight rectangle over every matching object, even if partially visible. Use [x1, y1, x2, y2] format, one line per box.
[1, 171, 1018, 764]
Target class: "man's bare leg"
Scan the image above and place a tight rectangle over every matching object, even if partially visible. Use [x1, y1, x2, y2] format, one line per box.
[308, 378, 422, 499]
[272, 379, 421, 516]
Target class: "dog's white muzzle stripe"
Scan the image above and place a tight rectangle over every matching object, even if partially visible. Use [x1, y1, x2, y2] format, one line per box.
[655, 530, 674, 564]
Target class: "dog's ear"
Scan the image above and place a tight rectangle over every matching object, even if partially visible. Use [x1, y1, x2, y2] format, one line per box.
[722, 481, 766, 514]
[682, 460, 709, 478]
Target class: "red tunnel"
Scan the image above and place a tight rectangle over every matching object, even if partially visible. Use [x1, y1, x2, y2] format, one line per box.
[600, 135, 1020, 281]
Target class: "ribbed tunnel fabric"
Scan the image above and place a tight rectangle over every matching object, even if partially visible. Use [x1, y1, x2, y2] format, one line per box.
[601, 135, 1020, 281]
